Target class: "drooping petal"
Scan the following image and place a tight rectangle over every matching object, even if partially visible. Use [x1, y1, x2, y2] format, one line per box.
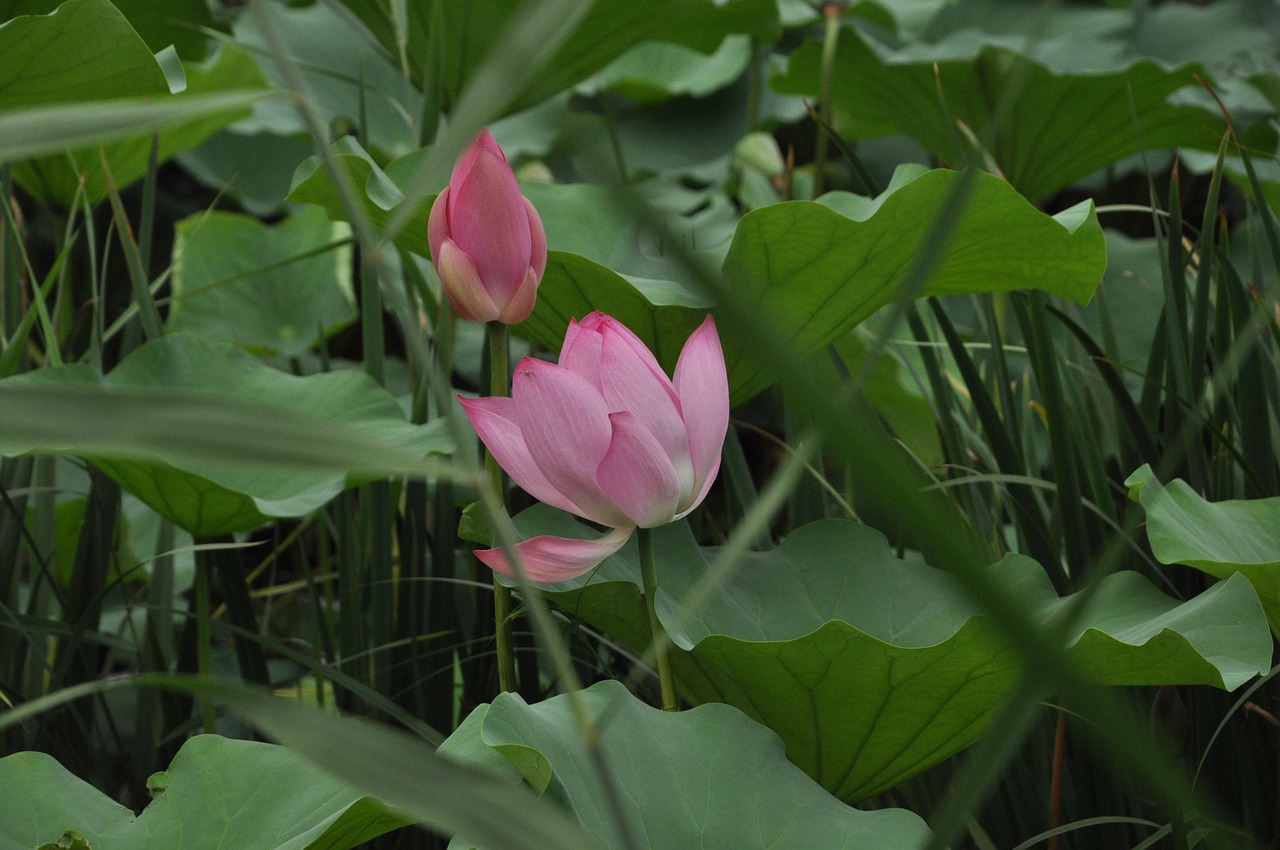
[458, 395, 582, 516]
[496, 266, 540, 324]
[524, 196, 547, 280]
[476, 526, 635, 583]
[449, 139, 531, 301]
[596, 411, 683, 528]
[427, 185, 451, 260]
[437, 239, 499, 322]
[598, 325, 692, 495]
[673, 315, 729, 500]
[513, 358, 630, 528]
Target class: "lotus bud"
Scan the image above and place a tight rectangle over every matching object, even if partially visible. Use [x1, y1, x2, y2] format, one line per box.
[428, 129, 547, 324]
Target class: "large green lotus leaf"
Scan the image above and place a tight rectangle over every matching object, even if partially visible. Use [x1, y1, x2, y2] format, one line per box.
[288, 139, 434, 256]
[574, 34, 752, 103]
[336, 0, 776, 113]
[521, 183, 734, 283]
[0, 0, 221, 61]
[493, 74, 798, 180]
[904, 0, 1279, 72]
[169, 207, 356, 357]
[772, 27, 1222, 202]
[178, 128, 318, 216]
[508, 506, 1270, 801]
[158, 678, 596, 849]
[896, 1, 1278, 136]
[0, 752, 135, 849]
[0, 334, 451, 535]
[1132, 0, 1280, 71]
[441, 680, 934, 850]
[1127, 464, 1280, 636]
[0, 735, 411, 850]
[89, 456, 271, 539]
[0, 0, 168, 109]
[516, 182, 720, 371]
[233, 1, 422, 156]
[519, 253, 708, 375]
[720, 165, 1106, 403]
[180, 0, 423, 215]
[911, 0, 1132, 68]
[9, 30, 267, 206]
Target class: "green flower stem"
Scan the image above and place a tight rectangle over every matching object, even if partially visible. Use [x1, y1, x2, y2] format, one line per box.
[638, 526, 678, 712]
[812, 1, 843, 198]
[194, 549, 215, 734]
[600, 92, 629, 184]
[486, 321, 517, 693]
[746, 38, 762, 131]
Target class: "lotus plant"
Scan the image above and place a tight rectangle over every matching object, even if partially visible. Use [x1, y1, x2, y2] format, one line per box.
[428, 129, 547, 324]
[461, 311, 729, 583]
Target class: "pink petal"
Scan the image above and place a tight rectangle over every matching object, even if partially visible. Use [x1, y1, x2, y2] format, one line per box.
[599, 317, 665, 384]
[452, 130, 500, 173]
[675, 453, 721, 520]
[458, 395, 582, 516]
[496, 266, 540, 324]
[472, 129, 507, 162]
[596, 411, 682, 528]
[598, 324, 692, 495]
[673, 315, 729, 506]
[558, 316, 603, 391]
[560, 315, 584, 354]
[476, 526, 635, 583]
[590, 314, 671, 390]
[449, 139, 530, 303]
[525, 196, 547, 280]
[513, 358, 630, 528]
[437, 239, 499, 322]
[427, 186, 450, 260]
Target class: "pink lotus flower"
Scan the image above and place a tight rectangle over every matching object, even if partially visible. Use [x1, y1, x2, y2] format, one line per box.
[428, 129, 547, 324]
[460, 312, 729, 582]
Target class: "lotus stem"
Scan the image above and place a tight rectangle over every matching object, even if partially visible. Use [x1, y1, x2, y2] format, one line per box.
[812, 1, 844, 197]
[487, 321, 517, 693]
[639, 527, 678, 711]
